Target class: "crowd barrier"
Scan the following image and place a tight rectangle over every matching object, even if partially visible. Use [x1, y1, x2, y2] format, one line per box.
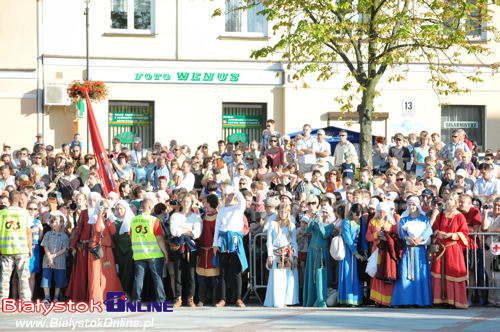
[242, 231, 500, 304]
[465, 232, 500, 292]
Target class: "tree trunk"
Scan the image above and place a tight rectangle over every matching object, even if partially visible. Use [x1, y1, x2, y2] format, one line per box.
[357, 83, 376, 168]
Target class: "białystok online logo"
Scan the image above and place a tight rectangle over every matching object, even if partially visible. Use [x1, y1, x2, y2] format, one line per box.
[2, 292, 173, 314]
[104, 292, 173, 312]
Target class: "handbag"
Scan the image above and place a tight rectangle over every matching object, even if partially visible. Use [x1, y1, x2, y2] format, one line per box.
[428, 212, 442, 254]
[365, 247, 379, 277]
[330, 226, 345, 261]
[89, 226, 104, 259]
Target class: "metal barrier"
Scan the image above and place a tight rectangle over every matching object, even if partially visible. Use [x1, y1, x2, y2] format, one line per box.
[465, 232, 500, 297]
[242, 232, 268, 304]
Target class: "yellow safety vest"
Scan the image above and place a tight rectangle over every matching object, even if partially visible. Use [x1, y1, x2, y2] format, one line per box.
[130, 214, 164, 260]
[0, 208, 30, 255]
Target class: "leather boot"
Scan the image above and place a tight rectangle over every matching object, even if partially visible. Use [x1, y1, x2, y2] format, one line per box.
[173, 297, 182, 308]
[187, 296, 196, 307]
[197, 287, 206, 307]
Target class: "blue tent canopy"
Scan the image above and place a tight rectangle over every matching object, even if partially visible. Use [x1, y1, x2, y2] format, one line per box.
[287, 126, 376, 155]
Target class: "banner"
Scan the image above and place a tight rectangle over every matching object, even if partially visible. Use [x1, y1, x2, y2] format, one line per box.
[85, 91, 120, 198]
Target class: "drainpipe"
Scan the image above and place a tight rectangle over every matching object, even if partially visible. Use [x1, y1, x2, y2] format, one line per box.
[36, 0, 44, 137]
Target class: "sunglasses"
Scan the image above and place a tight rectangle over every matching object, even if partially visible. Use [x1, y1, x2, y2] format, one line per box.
[270, 140, 278, 142]
[246, 158, 253, 161]
[307, 202, 316, 205]
[452, 135, 458, 138]
[235, 154, 242, 156]
[396, 178, 405, 182]
[27, 208, 37, 211]
[339, 134, 346, 137]
[238, 168, 245, 171]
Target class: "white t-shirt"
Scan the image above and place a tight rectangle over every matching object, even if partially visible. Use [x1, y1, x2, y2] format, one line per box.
[297, 136, 319, 165]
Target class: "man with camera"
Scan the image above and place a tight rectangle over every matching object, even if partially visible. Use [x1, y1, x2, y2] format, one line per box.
[482, 197, 500, 307]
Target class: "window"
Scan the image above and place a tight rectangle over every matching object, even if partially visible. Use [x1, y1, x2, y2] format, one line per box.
[110, 0, 154, 33]
[225, 0, 268, 37]
[443, 0, 486, 41]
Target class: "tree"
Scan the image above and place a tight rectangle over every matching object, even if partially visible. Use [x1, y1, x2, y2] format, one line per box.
[215, 0, 497, 167]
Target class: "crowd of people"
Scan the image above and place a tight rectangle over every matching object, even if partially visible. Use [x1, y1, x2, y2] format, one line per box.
[0, 121, 499, 310]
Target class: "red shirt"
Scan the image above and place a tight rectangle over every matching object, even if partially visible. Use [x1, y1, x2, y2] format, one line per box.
[459, 207, 481, 249]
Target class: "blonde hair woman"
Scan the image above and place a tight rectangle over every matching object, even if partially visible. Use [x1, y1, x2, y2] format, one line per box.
[264, 204, 299, 307]
[430, 192, 469, 308]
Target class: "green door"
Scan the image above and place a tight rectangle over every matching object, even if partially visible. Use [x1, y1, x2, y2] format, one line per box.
[108, 101, 154, 149]
[222, 103, 267, 144]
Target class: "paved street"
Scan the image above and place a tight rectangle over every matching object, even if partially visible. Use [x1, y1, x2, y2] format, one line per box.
[1, 306, 498, 331]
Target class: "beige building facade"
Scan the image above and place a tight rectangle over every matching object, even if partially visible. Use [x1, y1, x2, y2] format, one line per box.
[1, 0, 499, 152]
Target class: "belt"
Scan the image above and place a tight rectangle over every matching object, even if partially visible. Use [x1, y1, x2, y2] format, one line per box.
[310, 244, 326, 283]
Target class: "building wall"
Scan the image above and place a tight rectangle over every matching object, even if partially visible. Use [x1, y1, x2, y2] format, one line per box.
[2, 1, 500, 152]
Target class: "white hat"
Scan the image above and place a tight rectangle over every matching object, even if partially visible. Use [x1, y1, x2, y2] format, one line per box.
[133, 137, 142, 143]
[320, 205, 334, 216]
[456, 169, 468, 178]
[224, 185, 235, 195]
[386, 191, 398, 200]
[317, 129, 326, 135]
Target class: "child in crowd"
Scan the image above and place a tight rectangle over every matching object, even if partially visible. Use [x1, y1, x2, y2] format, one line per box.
[69, 133, 82, 150]
[358, 169, 373, 195]
[40, 212, 69, 304]
[251, 181, 267, 226]
[341, 152, 356, 181]
[133, 157, 149, 187]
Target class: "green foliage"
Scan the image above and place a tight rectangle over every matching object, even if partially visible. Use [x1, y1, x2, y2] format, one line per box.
[215, 0, 497, 166]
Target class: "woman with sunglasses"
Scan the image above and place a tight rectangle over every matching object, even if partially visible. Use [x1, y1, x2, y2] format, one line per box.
[264, 204, 299, 307]
[338, 203, 367, 307]
[391, 196, 433, 307]
[303, 197, 335, 307]
[265, 135, 284, 171]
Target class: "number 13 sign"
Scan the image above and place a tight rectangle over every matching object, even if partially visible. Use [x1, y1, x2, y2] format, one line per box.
[402, 99, 416, 117]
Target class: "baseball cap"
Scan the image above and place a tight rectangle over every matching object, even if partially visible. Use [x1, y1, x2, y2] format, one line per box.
[317, 129, 326, 135]
[456, 169, 468, 178]
[394, 133, 404, 140]
[133, 137, 142, 144]
[36, 133, 43, 138]
[421, 188, 434, 197]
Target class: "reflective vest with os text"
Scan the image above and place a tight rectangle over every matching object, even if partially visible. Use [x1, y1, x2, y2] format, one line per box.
[130, 214, 164, 260]
[0, 208, 30, 255]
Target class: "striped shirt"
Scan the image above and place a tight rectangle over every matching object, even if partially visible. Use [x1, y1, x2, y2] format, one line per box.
[40, 231, 68, 270]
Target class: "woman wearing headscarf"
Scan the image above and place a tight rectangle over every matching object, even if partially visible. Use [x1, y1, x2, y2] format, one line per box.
[110, 200, 135, 294]
[87, 199, 123, 303]
[264, 204, 299, 307]
[303, 198, 335, 307]
[391, 196, 433, 307]
[338, 203, 367, 307]
[66, 191, 101, 301]
[366, 202, 401, 307]
[430, 192, 469, 308]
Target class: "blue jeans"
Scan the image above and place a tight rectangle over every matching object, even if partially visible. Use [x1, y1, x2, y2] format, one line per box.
[132, 258, 166, 302]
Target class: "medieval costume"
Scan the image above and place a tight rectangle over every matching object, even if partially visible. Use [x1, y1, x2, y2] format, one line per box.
[391, 197, 433, 306]
[431, 212, 469, 308]
[303, 215, 335, 307]
[366, 202, 401, 306]
[264, 217, 299, 307]
[196, 210, 219, 306]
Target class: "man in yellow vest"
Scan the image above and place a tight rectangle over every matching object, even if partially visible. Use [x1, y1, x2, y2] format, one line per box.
[0, 191, 33, 305]
[130, 198, 168, 302]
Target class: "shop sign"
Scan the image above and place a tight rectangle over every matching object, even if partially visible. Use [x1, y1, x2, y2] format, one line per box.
[222, 115, 262, 128]
[109, 112, 151, 126]
[90, 67, 283, 85]
[228, 132, 249, 143]
[443, 121, 479, 129]
[115, 131, 135, 144]
[134, 72, 240, 83]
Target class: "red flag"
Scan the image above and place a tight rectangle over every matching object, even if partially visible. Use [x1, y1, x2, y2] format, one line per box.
[84, 90, 120, 198]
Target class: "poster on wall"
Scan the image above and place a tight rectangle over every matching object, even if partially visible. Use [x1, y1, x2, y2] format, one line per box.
[391, 119, 426, 135]
[222, 114, 262, 128]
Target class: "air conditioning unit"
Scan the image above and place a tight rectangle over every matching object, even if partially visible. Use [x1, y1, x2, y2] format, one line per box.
[44, 85, 70, 106]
